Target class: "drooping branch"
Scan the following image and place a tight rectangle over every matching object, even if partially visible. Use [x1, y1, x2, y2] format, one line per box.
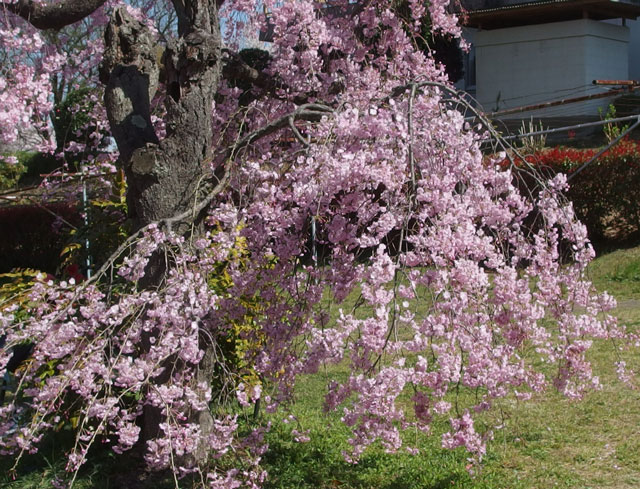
[77, 102, 334, 291]
[2, 0, 108, 30]
[226, 103, 333, 155]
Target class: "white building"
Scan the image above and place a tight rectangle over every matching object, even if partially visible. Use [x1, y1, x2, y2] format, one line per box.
[459, 0, 640, 118]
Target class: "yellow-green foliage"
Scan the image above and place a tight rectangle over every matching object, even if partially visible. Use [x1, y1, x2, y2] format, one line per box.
[0, 268, 41, 311]
[208, 231, 264, 396]
[60, 170, 129, 274]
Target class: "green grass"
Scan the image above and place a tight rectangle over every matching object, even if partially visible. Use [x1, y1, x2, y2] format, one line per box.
[261, 246, 640, 489]
[260, 353, 640, 489]
[587, 245, 640, 299]
[4, 246, 640, 488]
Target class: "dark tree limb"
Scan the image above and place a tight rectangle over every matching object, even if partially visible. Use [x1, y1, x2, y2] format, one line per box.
[100, 8, 160, 229]
[2, 0, 108, 30]
[227, 103, 333, 155]
[222, 49, 274, 91]
[100, 9, 160, 161]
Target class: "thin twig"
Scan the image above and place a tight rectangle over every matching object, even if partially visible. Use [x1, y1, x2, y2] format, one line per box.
[568, 116, 640, 182]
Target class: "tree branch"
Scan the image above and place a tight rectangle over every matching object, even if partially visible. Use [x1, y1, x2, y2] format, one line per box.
[81, 102, 334, 288]
[3, 0, 108, 30]
[100, 7, 160, 162]
[226, 103, 333, 157]
[222, 49, 274, 90]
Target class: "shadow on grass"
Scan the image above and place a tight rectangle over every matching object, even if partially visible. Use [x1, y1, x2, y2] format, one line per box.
[0, 429, 179, 489]
[262, 423, 483, 489]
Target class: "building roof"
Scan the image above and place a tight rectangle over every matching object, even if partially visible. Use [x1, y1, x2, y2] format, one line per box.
[460, 0, 640, 29]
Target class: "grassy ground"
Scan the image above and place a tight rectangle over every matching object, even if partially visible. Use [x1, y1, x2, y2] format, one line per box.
[3, 247, 640, 488]
[261, 247, 640, 489]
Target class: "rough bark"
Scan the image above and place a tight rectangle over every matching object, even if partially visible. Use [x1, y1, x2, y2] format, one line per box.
[2, 0, 108, 30]
[101, 3, 222, 232]
[100, 1, 224, 464]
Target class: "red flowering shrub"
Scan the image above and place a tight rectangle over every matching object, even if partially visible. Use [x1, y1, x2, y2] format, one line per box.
[505, 139, 640, 242]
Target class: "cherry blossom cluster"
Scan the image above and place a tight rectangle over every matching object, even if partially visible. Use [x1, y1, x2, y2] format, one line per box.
[0, 227, 247, 481]
[1, 1, 635, 487]
[0, 0, 159, 162]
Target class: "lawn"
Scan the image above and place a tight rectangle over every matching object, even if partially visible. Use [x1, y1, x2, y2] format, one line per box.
[3, 247, 640, 488]
[261, 247, 640, 489]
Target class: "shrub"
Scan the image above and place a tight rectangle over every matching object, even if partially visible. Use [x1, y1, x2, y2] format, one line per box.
[505, 139, 640, 242]
[0, 203, 81, 274]
[0, 155, 27, 191]
[0, 151, 62, 190]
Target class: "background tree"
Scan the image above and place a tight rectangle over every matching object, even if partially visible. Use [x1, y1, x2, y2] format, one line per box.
[0, 1, 630, 487]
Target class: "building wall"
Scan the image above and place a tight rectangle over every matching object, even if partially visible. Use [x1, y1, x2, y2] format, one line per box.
[626, 18, 640, 80]
[475, 19, 629, 117]
[457, 28, 477, 98]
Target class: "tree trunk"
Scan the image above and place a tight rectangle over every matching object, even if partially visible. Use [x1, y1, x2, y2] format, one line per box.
[100, 1, 223, 464]
[100, 2, 222, 231]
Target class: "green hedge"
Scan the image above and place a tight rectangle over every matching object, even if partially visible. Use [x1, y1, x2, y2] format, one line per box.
[0, 151, 61, 190]
[0, 203, 82, 274]
[507, 139, 640, 243]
